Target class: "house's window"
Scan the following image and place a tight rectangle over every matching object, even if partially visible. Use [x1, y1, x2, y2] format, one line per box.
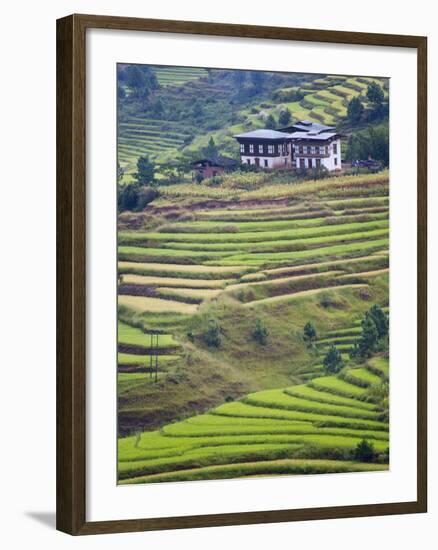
[304, 146, 308, 154]
[307, 158, 312, 168]
[299, 146, 303, 154]
[334, 157, 338, 166]
[333, 142, 337, 154]
[240, 144, 245, 153]
[247, 159, 251, 165]
[264, 159, 268, 167]
[316, 158, 321, 168]
[258, 144, 264, 154]
[249, 144, 254, 154]
[315, 146, 319, 155]
[278, 144, 282, 154]
[268, 145, 274, 154]
[299, 158, 305, 169]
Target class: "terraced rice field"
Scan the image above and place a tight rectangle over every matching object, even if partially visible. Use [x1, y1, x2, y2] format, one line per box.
[119, 360, 389, 484]
[118, 170, 389, 481]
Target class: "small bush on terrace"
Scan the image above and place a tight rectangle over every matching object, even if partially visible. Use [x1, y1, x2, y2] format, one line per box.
[204, 318, 222, 348]
[252, 319, 269, 345]
[354, 439, 376, 463]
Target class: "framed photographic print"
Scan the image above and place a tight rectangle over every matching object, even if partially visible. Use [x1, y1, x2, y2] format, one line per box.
[56, 14, 427, 535]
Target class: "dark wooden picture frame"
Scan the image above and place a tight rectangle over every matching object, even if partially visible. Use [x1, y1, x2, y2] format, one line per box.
[57, 13, 427, 535]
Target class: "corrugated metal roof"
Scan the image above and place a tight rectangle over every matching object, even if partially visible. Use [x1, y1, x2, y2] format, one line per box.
[233, 129, 293, 139]
[290, 131, 338, 141]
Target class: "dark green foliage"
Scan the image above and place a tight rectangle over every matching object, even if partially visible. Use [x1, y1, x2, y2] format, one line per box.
[368, 304, 389, 339]
[135, 155, 155, 185]
[354, 439, 376, 462]
[192, 99, 204, 119]
[366, 82, 385, 105]
[204, 318, 221, 348]
[125, 65, 147, 94]
[278, 108, 292, 126]
[250, 71, 265, 94]
[252, 319, 269, 345]
[118, 184, 159, 212]
[347, 96, 364, 123]
[117, 162, 124, 183]
[303, 321, 317, 344]
[345, 124, 389, 166]
[117, 85, 126, 99]
[203, 136, 219, 158]
[323, 345, 344, 374]
[265, 114, 277, 129]
[357, 313, 379, 357]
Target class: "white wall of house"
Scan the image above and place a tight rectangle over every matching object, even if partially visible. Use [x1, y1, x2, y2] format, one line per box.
[241, 155, 291, 169]
[293, 138, 342, 171]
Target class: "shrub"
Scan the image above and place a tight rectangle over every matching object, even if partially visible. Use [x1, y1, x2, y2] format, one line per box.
[204, 318, 221, 348]
[354, 439, 376, 462]
[252, 319, 269, 345]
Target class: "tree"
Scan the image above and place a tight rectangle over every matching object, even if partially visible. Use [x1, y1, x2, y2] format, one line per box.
[134, 155, 155, 185]
[204, 318, 221, 348]
[347, 96, 364, 123]
[117, 85, 126, 100]
[118, 183, 159, 213]
[265, 113, 277, 129]
[250, 71, 264, 93]
[368, 304, 389, 339]
[303, 321, 317, 344]
[278, 108, 292, 126]
[357, 312, 379, 357]
[323, 345, 344, 374]
[252, 319, 269, 345]
[354, 439, 376, 463]
[366, 82, 385, 105]
[118, 183, 139, 212]
[126, 65, 148, 98]
[192, 100, 204, 119]
[232, 70, 246, 88]
[203, 136, 219, 158]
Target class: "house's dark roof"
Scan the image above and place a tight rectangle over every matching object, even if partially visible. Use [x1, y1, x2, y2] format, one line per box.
[233, 129, 293, 140]
[191, 155, 238, 167]
[279, 121, 335, 134]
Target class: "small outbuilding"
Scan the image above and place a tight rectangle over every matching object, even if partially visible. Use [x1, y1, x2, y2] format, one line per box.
[191, 155, 238, 180]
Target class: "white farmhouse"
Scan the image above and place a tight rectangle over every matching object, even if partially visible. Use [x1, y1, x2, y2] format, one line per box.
[234, 121, 342, 172]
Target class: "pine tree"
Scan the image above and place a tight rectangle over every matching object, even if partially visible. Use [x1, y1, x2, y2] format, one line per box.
[134, 155, 155, 185]
[368, 304, 389, 339]
[204, 136, 219, 158]
[323, 345, 344, 374]
[303, 321, 317, 344]
[347, 96, 364, 123]
[358, 313, 379, 357]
